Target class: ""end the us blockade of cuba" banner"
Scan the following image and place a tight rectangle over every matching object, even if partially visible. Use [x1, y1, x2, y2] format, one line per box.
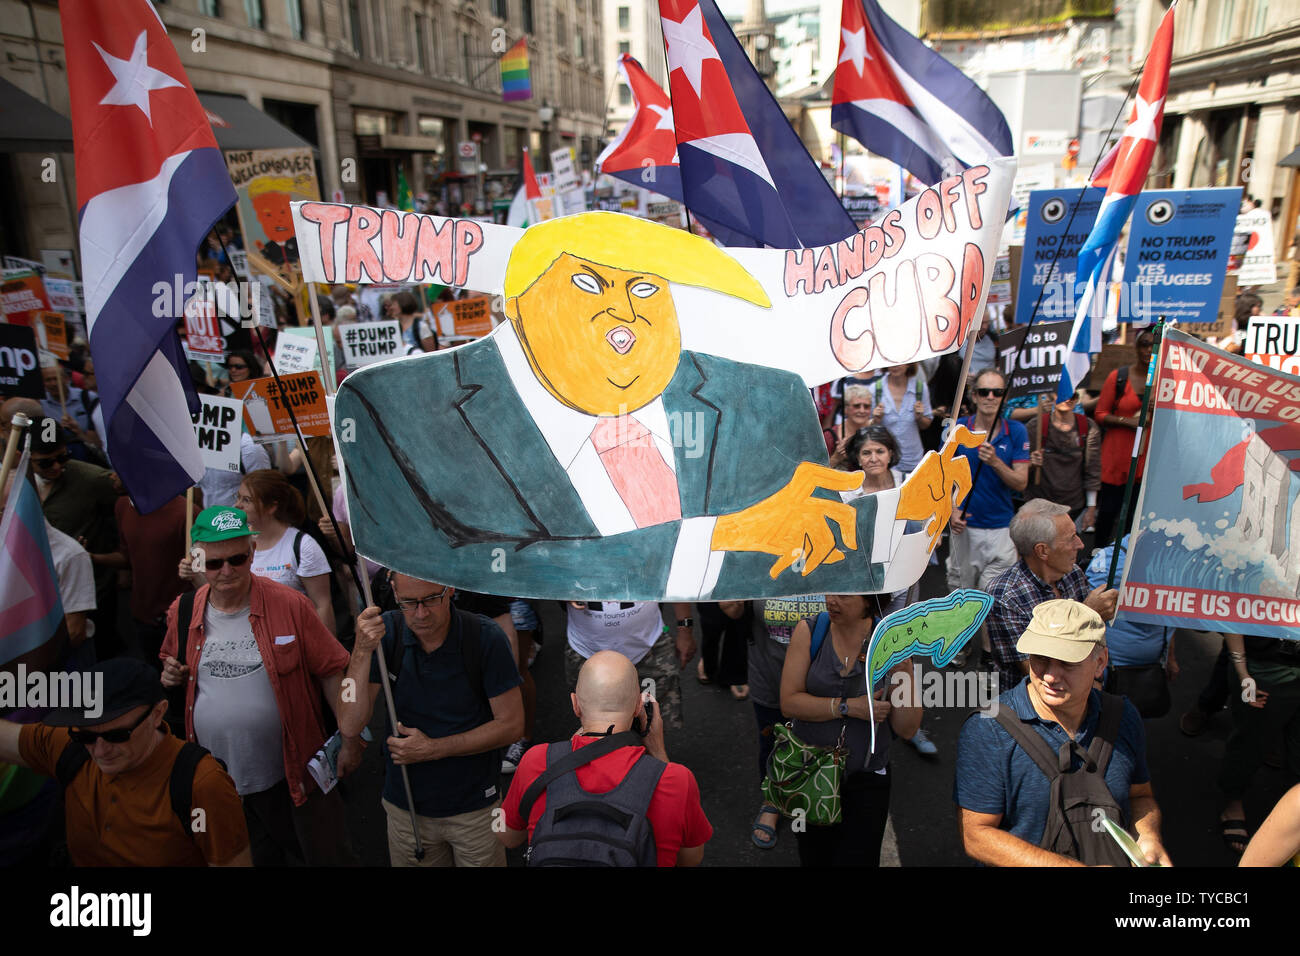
[1118, 328, 1300, 639]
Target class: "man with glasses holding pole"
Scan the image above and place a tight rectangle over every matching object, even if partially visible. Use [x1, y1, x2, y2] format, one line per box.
[160, 505, 356, 865]
[343, 574, 523, 866]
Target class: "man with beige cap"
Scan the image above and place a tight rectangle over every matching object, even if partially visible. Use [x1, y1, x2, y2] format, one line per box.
[954, 600, 1171, 866]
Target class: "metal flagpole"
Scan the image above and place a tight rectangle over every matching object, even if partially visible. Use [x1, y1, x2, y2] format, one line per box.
[1105, 316, 1165, 590]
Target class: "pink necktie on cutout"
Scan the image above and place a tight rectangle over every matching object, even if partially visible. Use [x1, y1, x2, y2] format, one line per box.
[590, 416, 682, 528]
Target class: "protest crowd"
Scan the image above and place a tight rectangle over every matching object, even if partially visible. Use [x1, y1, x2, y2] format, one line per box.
[3, 0, 1300, 878]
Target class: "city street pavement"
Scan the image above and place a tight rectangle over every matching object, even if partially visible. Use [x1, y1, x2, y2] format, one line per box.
[335, 544, 1292, 867]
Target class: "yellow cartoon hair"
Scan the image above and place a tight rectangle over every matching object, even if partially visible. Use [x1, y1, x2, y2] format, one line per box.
[503, 211, 771, 308]
[248, 176, 311, 199]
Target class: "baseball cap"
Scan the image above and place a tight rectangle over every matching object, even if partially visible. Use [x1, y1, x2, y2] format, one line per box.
[1015, 600, 1106, 663]
[44, 658, 166, 727]
[191, 505, 258, 543]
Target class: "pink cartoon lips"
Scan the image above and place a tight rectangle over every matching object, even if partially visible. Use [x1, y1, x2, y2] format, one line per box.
[606, 326, 636, 354]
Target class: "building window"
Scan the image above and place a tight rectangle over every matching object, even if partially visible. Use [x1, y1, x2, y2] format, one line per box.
[355, 110, 397, 135]
[372, 0, 386, 60]
[618, 40, 629, 54]
[418, 116, 445, 138]
[1215, 0, 1236, 45]
[199, 0, 222, 15]
[346, 0, 363, 54]
[521, 0, 534, 33]
[413, 12, 428, 72]
[243, 0, 264, 29]
[1249, 0, 1269, 36]
[492, 0, 508, 19]
[557, 12, 566, 48]
[618, 5, 629, 30]
[285, 0, 304, 39]
[575, 27, 584, 58]
[618, 83, 631, 106]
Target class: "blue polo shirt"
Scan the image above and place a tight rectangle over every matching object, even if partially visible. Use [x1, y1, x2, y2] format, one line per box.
[371, 610, 522, 817]
[954, 680, 1149, 849]
[956, 415, 1030, 528]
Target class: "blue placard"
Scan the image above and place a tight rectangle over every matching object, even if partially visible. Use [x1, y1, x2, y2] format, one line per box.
[1015, 187, 1105, 325]
[1120, 187, 1241, 325]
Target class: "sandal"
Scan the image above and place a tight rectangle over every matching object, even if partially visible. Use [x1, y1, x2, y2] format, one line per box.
[751, 805, 779, 849]
[1219, 817, 1250, 855]
[730, 684, 750, 701]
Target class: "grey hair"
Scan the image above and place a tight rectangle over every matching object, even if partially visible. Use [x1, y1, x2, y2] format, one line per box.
[844, 384, 872, 404]
[1010, 498, 1071, 556]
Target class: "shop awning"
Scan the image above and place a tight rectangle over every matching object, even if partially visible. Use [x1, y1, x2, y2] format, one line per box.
[0, 77, 73, 152]
[1280, 145, 1300, 168]
[197, 92, 313, 152]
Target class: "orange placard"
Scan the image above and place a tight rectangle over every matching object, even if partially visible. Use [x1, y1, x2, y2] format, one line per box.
[0, 272, 52, 327]
[443, 295, 494, 338]
[231, 371, 331, 438]
[37, 311, 69, 359]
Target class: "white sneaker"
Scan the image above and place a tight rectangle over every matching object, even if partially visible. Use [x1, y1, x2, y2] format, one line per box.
[501, 738, 529, 773]
[909, 728, 938, 756]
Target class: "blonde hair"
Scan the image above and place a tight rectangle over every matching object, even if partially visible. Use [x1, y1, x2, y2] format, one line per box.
[248, 175, 313, 199]
[503, 211, 771, 308]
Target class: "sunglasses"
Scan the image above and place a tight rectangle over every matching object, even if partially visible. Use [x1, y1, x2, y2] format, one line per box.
[975, 387, 1006, 398]
[32, 453, 71, 468]
[205, 552, 252, 571]
[68, 707, 153, 745]
[394, 586, 452, 611]
[227, 363, 248, 370]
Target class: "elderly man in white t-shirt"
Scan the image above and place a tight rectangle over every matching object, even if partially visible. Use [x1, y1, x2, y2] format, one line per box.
[562, 601, 695, 731]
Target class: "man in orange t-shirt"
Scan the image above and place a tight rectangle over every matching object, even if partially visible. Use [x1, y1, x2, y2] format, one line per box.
[0, 658, 249, 866]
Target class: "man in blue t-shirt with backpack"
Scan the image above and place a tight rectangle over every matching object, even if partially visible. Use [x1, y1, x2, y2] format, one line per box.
[343, 573, 524, 867]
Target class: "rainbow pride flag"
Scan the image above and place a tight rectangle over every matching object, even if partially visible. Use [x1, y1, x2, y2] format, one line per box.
[501, 38, 531, 101]
[0, 445, 65, 667]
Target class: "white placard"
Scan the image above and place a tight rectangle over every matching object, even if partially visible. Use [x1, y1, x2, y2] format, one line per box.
[191, 395, 244, 473]
[339, 320, 402, 366]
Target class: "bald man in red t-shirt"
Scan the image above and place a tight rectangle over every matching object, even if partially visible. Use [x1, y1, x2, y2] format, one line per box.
[500, 651, 711, 866]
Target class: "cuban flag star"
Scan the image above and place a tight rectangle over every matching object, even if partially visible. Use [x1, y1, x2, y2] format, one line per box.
[596, 54, 682, 203]
[60, 0, 237, 512]
[830, 0, 1012, 185]
[1057, 2, 1175, 403]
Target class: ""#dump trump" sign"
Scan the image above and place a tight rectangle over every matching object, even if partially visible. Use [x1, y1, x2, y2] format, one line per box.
[191, 395, 243, 472]
[340, 320, 400, 366]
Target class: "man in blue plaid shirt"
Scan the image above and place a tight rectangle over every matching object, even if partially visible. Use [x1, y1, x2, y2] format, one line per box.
[987, 499, 1117, 693]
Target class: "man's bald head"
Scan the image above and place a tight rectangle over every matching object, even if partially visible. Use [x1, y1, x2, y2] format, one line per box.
[573, 651, 641, 728]
[0, 397, 42, 440]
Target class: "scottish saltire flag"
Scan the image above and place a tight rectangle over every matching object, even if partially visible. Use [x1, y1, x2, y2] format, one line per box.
[501, 38, 531, 102]
[1057, 4, 1174, 403]
[658, 0, 855, 248]
[830, 0, 1012, 185]
[61, 0, 236, 512]
[596, 54, 683, 202]
[0, 447, 65, 667]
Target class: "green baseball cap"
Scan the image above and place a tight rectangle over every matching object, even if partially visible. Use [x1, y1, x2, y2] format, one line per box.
[191, 506, 259, 543]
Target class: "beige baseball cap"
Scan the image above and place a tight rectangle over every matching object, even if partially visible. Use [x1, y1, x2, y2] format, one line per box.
[1015, 600, 1106, 663]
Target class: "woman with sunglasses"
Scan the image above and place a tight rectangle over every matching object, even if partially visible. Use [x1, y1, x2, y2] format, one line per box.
[222, 350, 261, 397]
[235, 470, 336, 636]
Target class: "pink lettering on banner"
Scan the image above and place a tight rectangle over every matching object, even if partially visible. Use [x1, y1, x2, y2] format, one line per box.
[345, 208, 383, 282]
[454, 220, 484, 286]
[297, 203, 352, 283]
[380, 210, 419, 281]
[1123, 584, 1300, 629]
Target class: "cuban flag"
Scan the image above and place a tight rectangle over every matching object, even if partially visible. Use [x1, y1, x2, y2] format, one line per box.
[1057, 4, 1174, 403]
[596, 54, 682, 203]
[0, 446, 65, 667]
[831, 0, 1012, 185]
[60, 0, 236, 512]
[659, 0, 855, 248]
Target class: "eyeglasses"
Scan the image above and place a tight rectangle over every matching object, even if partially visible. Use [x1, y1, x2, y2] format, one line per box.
[975, 387, 1006, 398]
[227, 362, 248, 371]
[394, 587, 452, 612]
[204, 552, 252, 571]
[68, 707, 153, 745]
[32, 453, 70, 469]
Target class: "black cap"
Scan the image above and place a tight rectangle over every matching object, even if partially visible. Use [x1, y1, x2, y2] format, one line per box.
[43, 658, 166, 727]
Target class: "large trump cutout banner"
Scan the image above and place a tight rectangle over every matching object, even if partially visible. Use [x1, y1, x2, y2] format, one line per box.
[292, 159, 1014, 601]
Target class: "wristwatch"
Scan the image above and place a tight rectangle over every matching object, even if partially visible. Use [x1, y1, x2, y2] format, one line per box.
[676, 618, 694, 628]
[838, 698, 850, 717]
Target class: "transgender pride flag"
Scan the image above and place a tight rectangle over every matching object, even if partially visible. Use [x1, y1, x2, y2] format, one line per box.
[0, 446, 65, 667]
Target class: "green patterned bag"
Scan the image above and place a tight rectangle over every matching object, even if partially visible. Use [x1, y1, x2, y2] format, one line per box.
[761, 722, 846, 826]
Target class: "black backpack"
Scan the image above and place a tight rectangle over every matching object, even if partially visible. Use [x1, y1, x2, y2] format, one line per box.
[517, 731, 665, 867]
[991, 692, 1131, 866]
[55, 737, 214, 840]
